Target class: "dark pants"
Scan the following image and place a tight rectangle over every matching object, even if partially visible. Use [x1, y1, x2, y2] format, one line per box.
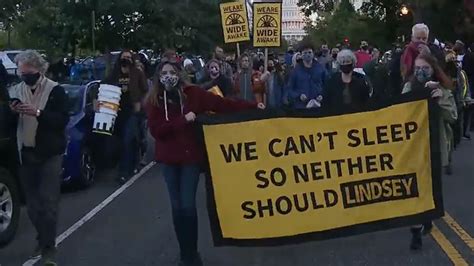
[463, 105, 472, 136]
[19, 150, 62, 251]
[162, 164, 201, 262]
[118, 114, 140, 177]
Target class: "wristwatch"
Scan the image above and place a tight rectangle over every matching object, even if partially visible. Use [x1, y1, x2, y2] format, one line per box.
[36, 109, 41, 117]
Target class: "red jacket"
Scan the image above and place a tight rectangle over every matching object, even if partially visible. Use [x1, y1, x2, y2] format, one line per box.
[355, 50, 372, 68]
[147, 86, 257, 164]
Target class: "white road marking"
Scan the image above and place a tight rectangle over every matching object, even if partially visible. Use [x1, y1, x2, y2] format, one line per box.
[22, 162, 156, 266]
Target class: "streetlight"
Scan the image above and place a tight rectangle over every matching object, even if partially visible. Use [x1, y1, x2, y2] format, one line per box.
[401, 6, 409, 16]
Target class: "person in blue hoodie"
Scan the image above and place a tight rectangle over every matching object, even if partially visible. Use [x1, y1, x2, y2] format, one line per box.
[286, 42, 327, 109]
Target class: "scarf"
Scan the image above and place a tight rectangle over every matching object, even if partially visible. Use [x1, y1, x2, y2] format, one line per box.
[401, 42, 421, 80]
[9, 77, 58, 151]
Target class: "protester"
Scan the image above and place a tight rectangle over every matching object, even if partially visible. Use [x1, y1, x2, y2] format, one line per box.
[401, 23, 430, 81]
[146, 61, 264, 266]
[453, 40, 465, 68]
[250, 60, 268, 104]
[355, 41, 372, 68]
[8, 50, 69, 266]
[401, 54, 457, 250]
[183, 59, 198, 84]
[318, 44, 332, 71]
[330, 48, 340, 74]
[104, 50, 148, 184]
[234, 53, 255, 101]
[200, 59, 233, 97]
[213, 46, 233, 79]
[265, 59, 285, 108]
[285, 46, 295, 66]
[0, 60, 8, 90]
[322, 49, 372, 110]
[286, 43, 327, 109]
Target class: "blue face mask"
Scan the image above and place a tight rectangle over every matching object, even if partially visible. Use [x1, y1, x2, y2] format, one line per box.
[414, 67, 434, 83]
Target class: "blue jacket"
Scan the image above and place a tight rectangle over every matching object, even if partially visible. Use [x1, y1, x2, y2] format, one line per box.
[287, 61, 327, 109]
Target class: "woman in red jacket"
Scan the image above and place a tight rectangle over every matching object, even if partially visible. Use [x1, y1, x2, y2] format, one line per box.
[147, 62, 263, 266]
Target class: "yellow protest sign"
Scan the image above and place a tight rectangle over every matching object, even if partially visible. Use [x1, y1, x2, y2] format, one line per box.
[199, 95, 443, 246]
[253, 2, 282, 47]
[220, 1, 250, 43]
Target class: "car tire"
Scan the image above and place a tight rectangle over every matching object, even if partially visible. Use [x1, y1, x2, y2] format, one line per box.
[0, 168, 20, 247]
[77, 148, 96, 188]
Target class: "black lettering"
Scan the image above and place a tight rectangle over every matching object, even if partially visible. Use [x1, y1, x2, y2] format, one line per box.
[285, 137, 299, 156]
[244, 141, 258, 161]
[293, 193, 309, 212]
[310, 162, 324, 180]
[405, 122, 418, 140]
[241, 201, 256, 219]
[275, 196, 292, 215]
[365, 155, 378, 173]
[347, 129, 361, 147]
[391, 124, 404, 142]
[219, 143, 242, 163]
[331, 159, 345, 177]
[255, 170, 269, 189]
[380, 153, 394, 171]
[324, 161, 332, 179]
[257, 199, 274, 218]
[324, 190, 338, 207]
[362, 128, 376, 146]
[310, 192, 324, 209]
[323, 131, 338, 150]
[269, 138, 283, 157]
[293, 164, 309, 183]
[270, 168, 287, 187]
[348, 157, 363, 175]
[376, 126, 389, 144]
[300, 135, 315, 154]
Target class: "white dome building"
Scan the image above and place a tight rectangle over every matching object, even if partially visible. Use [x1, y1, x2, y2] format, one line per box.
[282, 0, 307, 44]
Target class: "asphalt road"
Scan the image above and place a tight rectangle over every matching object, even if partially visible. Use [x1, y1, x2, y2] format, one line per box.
[0, 139, 473, 266]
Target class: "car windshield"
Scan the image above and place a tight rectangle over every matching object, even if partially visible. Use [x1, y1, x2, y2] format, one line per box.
[6, 53, 19, 62]
[63, 85, 83, 116]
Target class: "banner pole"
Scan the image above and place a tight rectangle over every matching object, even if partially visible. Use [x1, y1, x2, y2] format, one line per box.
[237, 43, 241, 58]
[264, 48, 268, 71]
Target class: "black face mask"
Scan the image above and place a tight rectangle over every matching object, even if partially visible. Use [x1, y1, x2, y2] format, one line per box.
[21, 72, 41, 86]
[120, 59, 132, 67]
[267, 66, 275, 72]
[296, 59, 303, 64]
[332, 54, 338, 59]
[340, 64, 354, 74]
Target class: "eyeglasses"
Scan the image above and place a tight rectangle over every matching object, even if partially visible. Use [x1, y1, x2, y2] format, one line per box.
[414, 66, 432, 72]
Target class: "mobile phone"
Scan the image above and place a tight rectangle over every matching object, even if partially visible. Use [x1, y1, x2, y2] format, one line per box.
[9, 98, 22, 105]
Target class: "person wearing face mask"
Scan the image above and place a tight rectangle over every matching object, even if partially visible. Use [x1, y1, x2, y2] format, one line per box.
[401, 54, 457, 250]
[8, 50, 69, 266]
[355, 41, 372, 68]
[330, 48, 340, 74]
[234, 54, 255, 101]
[286, 43, 327, 109]
[318, 44, 332, 72]
[322, 49, 372, 111]
[200, 59, 233, 98]
[147, 62, 264, 266]
[264, 59, 285, 108]
[103, 49, 148, 184]
[213, 46, 234, 80]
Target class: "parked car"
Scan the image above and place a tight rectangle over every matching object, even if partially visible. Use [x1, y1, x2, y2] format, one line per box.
[0, 97, 20, 247]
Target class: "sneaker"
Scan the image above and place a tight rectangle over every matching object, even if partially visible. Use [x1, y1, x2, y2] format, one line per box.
[41, 248, 57, 266]
[410, 227, 423, 250]
[463, 134, 471, 140]
[30, 245, 42, 259]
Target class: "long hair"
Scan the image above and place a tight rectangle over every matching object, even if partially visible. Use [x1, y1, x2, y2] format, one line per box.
[146, 62, 188, 107]
[105, 49, 137, 84]
[409, 53, 453, 91]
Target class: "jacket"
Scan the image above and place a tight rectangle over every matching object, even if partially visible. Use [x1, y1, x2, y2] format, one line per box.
[355, 50, 372, 68]
[322, 72, 371, 111]
[147, 86, 257, 164]
[201, 75, 233, 97]
[233, 69, 255, 101]
[104, 67, 148, 105]
[10, 85, 69, 159]
[287, 61, 327, 109]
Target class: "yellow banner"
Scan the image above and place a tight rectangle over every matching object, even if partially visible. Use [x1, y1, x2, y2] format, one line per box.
[220, 2, 250, 43]
[253, 2, 282, 47]
[201, 97, 443, 245]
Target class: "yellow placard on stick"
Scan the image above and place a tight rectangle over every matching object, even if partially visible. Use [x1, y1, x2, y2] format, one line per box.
[199, 93, 443, 246]
[253, 2, 282, 47]
[220, 1, 250, 43]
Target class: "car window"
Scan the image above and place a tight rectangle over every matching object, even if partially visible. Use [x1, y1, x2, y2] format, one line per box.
[6, 53, 19, 63]
[63, 85, 83, 116]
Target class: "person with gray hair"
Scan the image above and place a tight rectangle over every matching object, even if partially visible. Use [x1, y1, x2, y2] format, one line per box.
[8, 50, 68, 266]
[322, 49, 371, 110]
[401, 23, 431, 81]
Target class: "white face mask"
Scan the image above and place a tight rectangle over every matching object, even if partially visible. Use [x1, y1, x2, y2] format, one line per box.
[160, 74, 179, 90]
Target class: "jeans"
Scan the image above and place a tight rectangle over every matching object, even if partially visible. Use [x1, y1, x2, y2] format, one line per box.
[19, 150, 62, 251]
[162, 164, 201, 261]
[119, 114, 140, 177]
